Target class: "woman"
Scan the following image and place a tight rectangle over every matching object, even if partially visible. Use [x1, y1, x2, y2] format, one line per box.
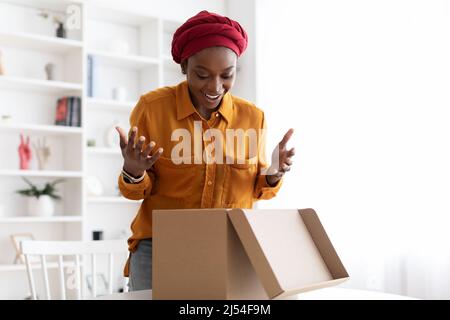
[115, 11, 295, 291]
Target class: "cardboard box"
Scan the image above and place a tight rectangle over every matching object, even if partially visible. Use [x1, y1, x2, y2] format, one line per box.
[153, 208, 349, 300]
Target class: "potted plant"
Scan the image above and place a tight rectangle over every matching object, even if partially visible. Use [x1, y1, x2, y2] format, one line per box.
[16, 178, 65, 217]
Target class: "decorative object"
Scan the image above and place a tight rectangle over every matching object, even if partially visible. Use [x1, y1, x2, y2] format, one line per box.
[44, 63, 55, 81]
[112, 86, 127, 101]
[56, 22, 66, 38]
[108, 39, 130, 55]
[0, 49, 5, 75]
[18, 134, 32, 170]
[32, 137, 51, 170]
[10, 233, 35, 264]
[105, 120, 124, 148]
[85, 176, 103, 196]
[15, 178, 65, 217]
[38, 10, 67, 39]
[1, 114, 12, 123]
[87, 139, 96, 147]
[92, 230, 103, 241]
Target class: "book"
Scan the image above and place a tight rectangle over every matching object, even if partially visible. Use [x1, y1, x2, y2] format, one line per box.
[55, 96, 82, 126]
[55, 97, 68, 125]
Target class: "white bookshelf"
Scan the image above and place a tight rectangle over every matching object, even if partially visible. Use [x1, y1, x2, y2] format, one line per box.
[0, 123, 83, 135]
[0, 30, 83, 53]
[0, 169, 83, 178]
[0, 76, 82, 93]
[0, 216, 82, 223]
[0, 0, 184, 299]
[87, 50, 160, 70]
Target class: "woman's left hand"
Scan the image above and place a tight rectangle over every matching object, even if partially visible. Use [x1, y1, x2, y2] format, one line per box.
[266, 128, 295, 186]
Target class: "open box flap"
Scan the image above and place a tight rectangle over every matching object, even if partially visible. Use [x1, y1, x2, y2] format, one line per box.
[227, 208, 349, 299]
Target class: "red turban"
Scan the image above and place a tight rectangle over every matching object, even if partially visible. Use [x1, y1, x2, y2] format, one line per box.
[171, 10, 248, 64]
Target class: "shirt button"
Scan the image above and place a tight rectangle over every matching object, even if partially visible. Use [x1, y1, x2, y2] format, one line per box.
[207, 180, 212, 186]
[215, 113, 219, 117]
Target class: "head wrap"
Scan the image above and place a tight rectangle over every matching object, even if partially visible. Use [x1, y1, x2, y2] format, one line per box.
[171, 10, 248, 64]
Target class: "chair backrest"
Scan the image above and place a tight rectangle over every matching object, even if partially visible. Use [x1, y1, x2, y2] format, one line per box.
[20, 240, 128, 300]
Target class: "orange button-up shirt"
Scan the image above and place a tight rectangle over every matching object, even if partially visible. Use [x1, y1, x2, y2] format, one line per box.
[118, 81, 283, 276]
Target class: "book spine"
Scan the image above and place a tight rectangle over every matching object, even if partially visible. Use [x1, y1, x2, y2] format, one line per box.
[67, 97, 73, 126]
[77, 97, 82, 127]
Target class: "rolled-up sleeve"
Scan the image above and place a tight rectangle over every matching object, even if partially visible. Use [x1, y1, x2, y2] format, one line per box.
[118, 172, 153, 200]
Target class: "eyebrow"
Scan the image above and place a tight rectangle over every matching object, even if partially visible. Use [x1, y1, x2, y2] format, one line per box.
[194, 66, 235, 72]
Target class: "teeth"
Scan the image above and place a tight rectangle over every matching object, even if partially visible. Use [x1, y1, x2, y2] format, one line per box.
[205, 93, 220, 99]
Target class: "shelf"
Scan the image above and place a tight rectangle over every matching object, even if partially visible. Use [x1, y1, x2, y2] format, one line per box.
[0, 170, 83, 178]
[0, 261, 76, 272]
[0, 123, 82, 135]
[86, 4, 157, 27]
[0, 31, 83, 54]
[86, 97, 135, 111]
[8, 0, 82, 12]
[0, 76, 82, 94]
[87, 196, 141, 204]
[87, 50, 159, 70]
[0, 216, 82, 223]
[87, 147, 121, 155]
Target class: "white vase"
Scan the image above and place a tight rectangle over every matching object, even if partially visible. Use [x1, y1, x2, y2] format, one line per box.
[27, 195, 54, 217]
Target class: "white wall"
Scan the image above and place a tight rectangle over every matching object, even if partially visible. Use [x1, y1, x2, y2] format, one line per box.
[255, 0, 450, 299]
[226, 0, 257, 102]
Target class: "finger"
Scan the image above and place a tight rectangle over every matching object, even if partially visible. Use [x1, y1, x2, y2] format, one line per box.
[279, 128, 294, 148]
[135, 136, 146, 154]
[142, 141, 156, 158]
[147, 148, 163, 167]
[115, 126, 128, 149]
[287, 147, 295, 157]
[126, 127, 138, 153]
[280, 164, 290, 172]
[285, 158, 293, 166]
[274, 171, 284, 178]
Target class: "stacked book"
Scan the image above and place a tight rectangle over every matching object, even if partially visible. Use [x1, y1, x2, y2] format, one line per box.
[55, 96, 81, 127]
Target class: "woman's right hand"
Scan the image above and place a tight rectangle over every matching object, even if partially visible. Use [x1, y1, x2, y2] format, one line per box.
[116, 126, 163, 178]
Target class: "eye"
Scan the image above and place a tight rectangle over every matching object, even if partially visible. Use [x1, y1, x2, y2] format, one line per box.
[195, 73, 208, 80]
[221, 74, 233, 79]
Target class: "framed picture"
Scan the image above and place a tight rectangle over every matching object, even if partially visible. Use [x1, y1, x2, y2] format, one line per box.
[10, 233, 36, 264]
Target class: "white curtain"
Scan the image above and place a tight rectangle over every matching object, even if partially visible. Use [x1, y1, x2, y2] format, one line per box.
[255, 0, 450, 299]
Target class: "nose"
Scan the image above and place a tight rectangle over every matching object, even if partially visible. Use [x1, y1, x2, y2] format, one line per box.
[207, 77, 223, 94]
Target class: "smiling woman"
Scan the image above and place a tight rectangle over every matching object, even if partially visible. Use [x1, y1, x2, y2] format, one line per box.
[114, 10, 295, 292]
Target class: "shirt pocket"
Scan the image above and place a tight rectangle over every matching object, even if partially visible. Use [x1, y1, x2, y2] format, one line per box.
[223, 157, 258, 207]
[153, 156, 202, 199]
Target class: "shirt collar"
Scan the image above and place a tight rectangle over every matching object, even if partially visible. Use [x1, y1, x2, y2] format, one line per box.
[176, 80, 233, 123]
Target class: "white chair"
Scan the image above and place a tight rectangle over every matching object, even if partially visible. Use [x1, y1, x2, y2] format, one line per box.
[20, 240, 129, 300]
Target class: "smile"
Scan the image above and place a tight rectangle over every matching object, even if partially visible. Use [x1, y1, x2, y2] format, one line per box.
[203, 92, 222, 101]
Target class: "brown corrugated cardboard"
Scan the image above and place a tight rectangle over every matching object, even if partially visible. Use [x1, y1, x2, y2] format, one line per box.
[153, 208, 349, 300]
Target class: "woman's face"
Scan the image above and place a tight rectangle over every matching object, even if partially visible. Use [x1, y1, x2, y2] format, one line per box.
[182, 46, 237, 112]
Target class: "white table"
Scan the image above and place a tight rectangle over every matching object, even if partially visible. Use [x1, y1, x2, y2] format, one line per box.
[95, 287, 417, 300]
